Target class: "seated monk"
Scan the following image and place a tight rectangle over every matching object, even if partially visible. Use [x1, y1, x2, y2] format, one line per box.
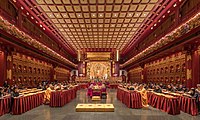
[138, 84, 148, 107]
[44, 84, 54, 104]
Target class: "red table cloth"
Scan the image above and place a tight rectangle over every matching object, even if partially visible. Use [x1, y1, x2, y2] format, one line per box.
[0, 96, 11, 116]
[50, 88, 77, 107]
[12, 92, 44, 115]
[117, 87, 142, 109]
[130, 91, 143, 109]
[147, 92, 180, 115]
[178, 96, 198, 116]
[110, 84, 118, 89]
[78, 84, 88, 89]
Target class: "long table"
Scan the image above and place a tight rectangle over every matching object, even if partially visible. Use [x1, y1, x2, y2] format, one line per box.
[0, 96, 11, 116]
[50, 88, 77, 107]
[163, 92, 199, 116]
[147, 92, 180, 115]
[117, 87, 142, 109]
[178, 95, 199, 116]
[12, 92, 44, 115]
[117, 87, 181, 115]
[110, 84, 119, 89]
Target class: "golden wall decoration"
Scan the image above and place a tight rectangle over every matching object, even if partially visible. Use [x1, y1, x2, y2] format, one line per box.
[186, 69, 192, 79]
[86, 52, 111, 61]
[7, 69, 11, 79]
[87, 62, 111, 79]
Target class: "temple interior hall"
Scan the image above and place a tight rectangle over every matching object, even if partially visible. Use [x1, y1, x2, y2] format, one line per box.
[0, 0, 200, 120]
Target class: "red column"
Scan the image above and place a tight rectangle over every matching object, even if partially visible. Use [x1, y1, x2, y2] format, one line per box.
[0, 50, 6, 86]
[192, 49, 200, 87]
[78, 61, 83, 76]
[142, 67, 147, 83]
[114, 62, 119, 76]
[185, 51, 192, 88]
[6, 51, 13, 85]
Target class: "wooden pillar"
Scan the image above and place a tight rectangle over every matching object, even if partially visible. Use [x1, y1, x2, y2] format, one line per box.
[0, 47, 6, 86]
[50, 65, 56, 82]
[6, 50, 13, 85]
[17, 9, 23, 29]
[78, 61, 83, 76]
[185, 51, 192, 88]
[192, 48, 200, 87]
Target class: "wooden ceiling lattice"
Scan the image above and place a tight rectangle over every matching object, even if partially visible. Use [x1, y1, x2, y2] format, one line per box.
[27, 0, 162, 51]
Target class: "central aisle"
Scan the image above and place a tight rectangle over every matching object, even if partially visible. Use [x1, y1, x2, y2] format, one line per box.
[0, 89, 199, 120]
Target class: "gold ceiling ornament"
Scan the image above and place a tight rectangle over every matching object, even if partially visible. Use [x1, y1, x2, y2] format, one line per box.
[86, 52, 111, 60]
[35, 0, 159, 50]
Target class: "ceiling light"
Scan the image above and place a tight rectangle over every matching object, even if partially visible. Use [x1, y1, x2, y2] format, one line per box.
[99, 14, 103, 17]
[43, 28, 45, 30]
[151, 27, 153, 29]
[158, 20, 161, 22]
[173, 3, 177, 7]
[49, 14, 52, 17]
[78, 14, 81, 17]
[129, 13, 132, 16]
[154, 24, 157, 26]
[31, 16, 34, 19]
[40, 24, 43, 27]
[93, 14, 95, 17]
[167, 10, 170, 13]
[21, 7, 24, 10]
[26, 12, 29, 15]
[143, 13, 146, 16]
[36, 21, 38, 23]
[162, 15, 165, 18]
[114, 14, 117, 17]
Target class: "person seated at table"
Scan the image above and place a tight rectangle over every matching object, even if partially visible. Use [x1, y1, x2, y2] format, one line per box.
[89, 83, 94, 89]
[11, 87, 20, 97]
[37, 83, 43, 89]
[101, 83, 106, 89]
[195, 84, 200, 113]
[54, 84, 62, 90]
[176, 84, 185, 93]
[128, 85, 135, 90]
[186, 88, 198, 98]
[154, 85, 162, 93]
[44, 84, 54, 104]
[137, 84, 148, 107]
[9, 87, 20, 113]
[166, 84, 176, 92]
[0, 87, 4, 97]
[3, 81, 9, 88]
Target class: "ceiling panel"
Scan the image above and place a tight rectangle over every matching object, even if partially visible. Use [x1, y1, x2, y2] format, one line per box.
[33, 0, 162, 50]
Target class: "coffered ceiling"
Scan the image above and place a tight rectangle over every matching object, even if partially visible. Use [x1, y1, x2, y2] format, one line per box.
[19, 0, 170, 52]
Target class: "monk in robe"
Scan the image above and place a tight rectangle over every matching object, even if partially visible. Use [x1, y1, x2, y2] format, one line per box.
[138, 85, 148, 107]
[44, 84, 54, 104]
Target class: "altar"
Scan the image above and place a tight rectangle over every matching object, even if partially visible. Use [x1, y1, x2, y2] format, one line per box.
[87, 83, 107, 98]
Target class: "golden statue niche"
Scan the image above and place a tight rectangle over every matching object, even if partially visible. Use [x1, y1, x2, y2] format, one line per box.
[87, 62, 111, 79]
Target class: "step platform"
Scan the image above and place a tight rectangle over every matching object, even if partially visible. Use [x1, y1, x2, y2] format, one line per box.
[76, 104, 114, 112]
[92, 96, 101, 101]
